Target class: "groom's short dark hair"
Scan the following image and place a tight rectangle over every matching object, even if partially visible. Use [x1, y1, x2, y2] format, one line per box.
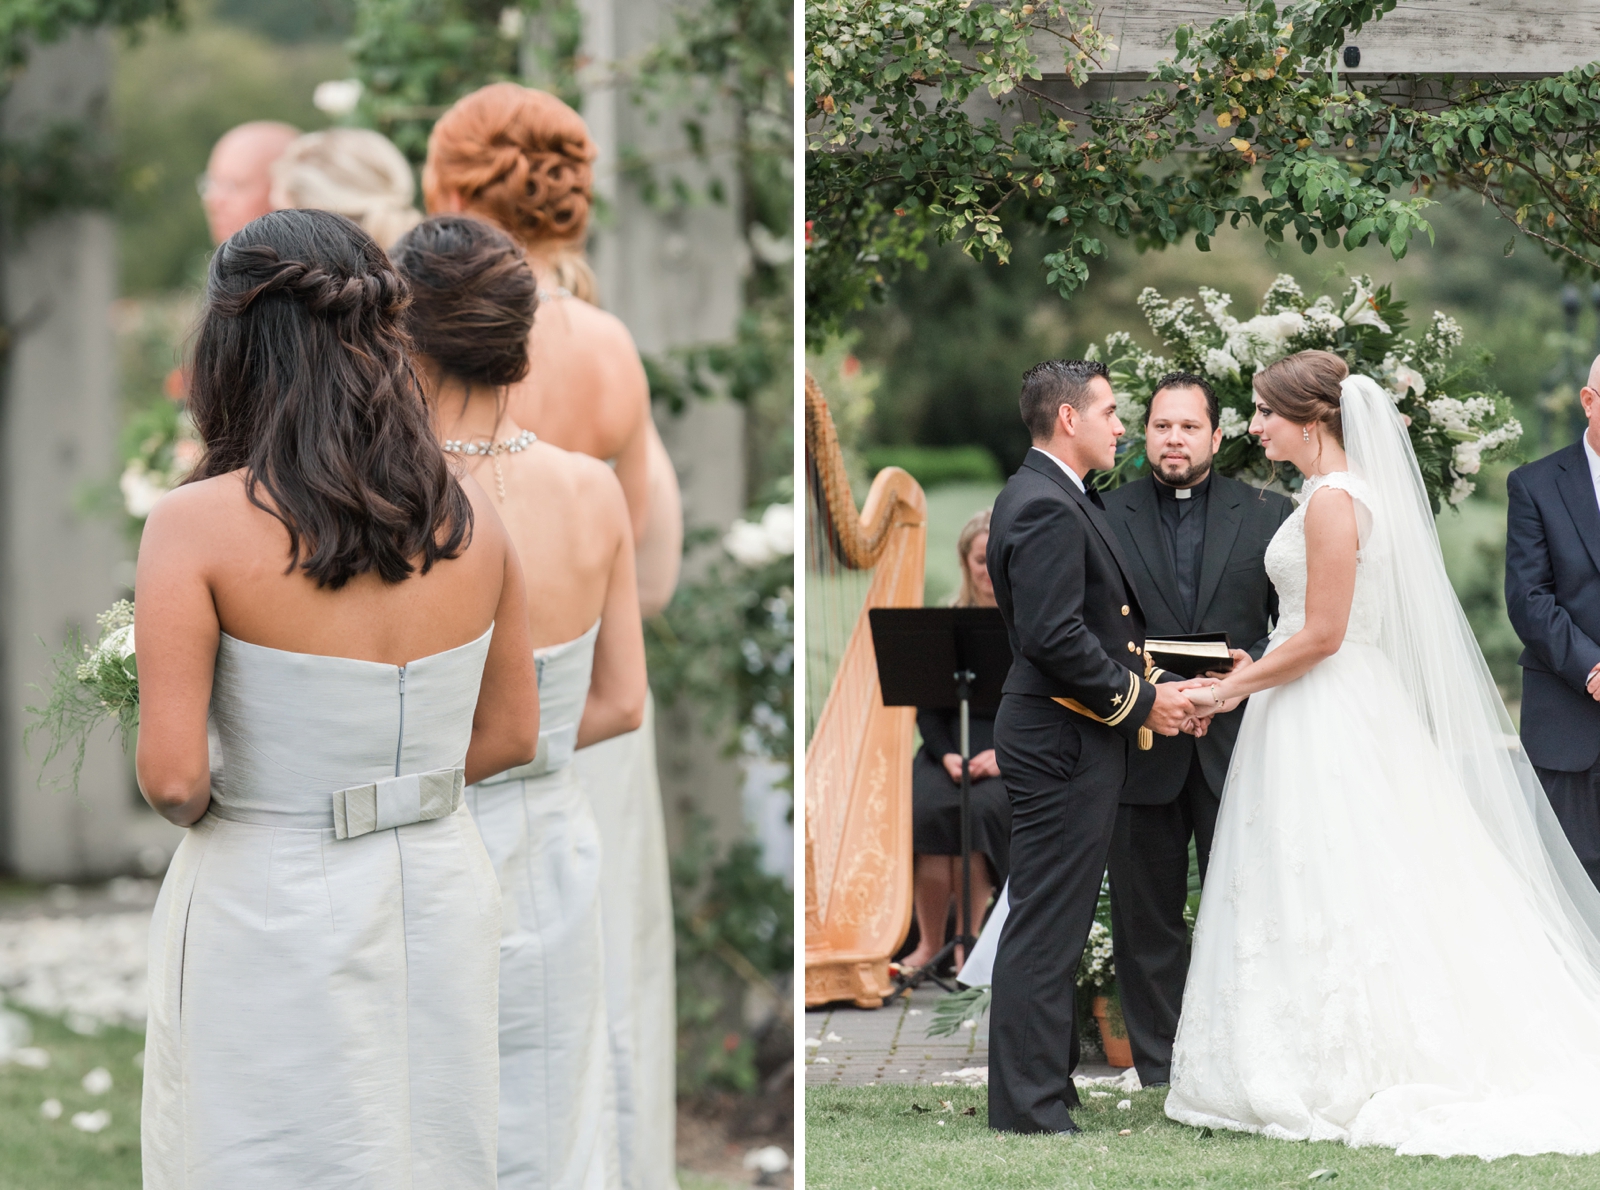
[1020, 359, 1110, 441]
[1149, 371, 1220, 430]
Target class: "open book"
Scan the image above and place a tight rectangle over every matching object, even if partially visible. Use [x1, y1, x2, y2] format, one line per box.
[1145, 633, 1232, 679]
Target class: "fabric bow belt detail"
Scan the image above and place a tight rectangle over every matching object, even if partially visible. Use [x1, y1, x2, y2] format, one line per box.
[332, 768, 465, 840]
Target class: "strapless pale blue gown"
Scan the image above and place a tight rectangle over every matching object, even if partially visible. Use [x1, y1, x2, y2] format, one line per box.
[466, 621, 619, 1189]
[142, 628, 501, 1189]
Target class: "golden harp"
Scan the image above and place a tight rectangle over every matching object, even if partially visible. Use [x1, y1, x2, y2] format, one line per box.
[804, 371, 927, 1008]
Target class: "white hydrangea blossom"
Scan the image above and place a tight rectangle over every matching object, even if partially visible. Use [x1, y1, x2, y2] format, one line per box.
[1198, 287, 1239, 334]
[1381, 355, 1427, 401]
[1218, 406, 1250, 439]
[1300, 298, 1346, 342]
[1203, 347, 1241, 380]
[1226, 310, 1308, 369]
[1425, 395, 1498, 435]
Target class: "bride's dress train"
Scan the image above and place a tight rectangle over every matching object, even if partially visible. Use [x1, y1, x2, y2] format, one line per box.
[1166, 468, 1600, 1159]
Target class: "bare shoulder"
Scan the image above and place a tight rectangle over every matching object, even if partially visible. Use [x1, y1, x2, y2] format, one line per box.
[456, 470, 511, 555]
[533, 442, 630, 530]
[1303, 483, 1358, 539]
[139, 472, 254, 546]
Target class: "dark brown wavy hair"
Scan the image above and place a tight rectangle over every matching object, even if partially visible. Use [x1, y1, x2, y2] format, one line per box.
[390, 214, 538, 389]
[186, 208, 473, 589]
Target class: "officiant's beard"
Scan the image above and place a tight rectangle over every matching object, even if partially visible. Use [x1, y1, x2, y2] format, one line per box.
[1154, 453, 1212, 488]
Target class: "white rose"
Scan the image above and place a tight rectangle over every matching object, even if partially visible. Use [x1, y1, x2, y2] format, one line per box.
[119, 465, 168, 520]
[312, 79, 363, 117]
[759, 503, 795, 558]
[723, 520, 775, 567]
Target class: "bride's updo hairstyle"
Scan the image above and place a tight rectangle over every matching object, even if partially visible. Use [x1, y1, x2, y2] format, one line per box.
[187, 207, 473, 589]
[390, 214, 539, 390]
[421, 82, 599, 301]
[1253, 349, 1350, 446]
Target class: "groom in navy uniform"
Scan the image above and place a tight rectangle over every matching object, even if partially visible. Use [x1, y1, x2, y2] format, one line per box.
[986, 360, 1196, 1134]
[1506, 355, 1600, 890]
[1098, 372, 1293, 1087]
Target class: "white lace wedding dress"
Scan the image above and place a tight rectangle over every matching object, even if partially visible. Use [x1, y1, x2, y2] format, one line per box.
[1166, 468, 1600, 1158]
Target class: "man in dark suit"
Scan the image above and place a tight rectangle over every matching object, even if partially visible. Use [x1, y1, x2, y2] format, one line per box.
[1505, 357, 1600, 890]
[986, 359, 1197, 1134]
[1099, 372, 1294, 1087]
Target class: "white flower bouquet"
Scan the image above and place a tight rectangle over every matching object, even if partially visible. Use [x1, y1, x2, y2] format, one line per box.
[26, 601, 140, 790]
[1088, 274, 1523, 510]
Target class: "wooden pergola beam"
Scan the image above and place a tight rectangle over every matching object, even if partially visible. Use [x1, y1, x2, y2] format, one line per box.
[1047, 1, 1600, 81]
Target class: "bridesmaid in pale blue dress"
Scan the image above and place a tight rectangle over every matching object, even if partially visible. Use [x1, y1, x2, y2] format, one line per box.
[134, 208, 540, 1189]
[393, 213, 647, 1190]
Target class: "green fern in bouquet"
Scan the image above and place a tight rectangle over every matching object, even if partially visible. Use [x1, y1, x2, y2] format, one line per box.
[26, 600, 139, 790]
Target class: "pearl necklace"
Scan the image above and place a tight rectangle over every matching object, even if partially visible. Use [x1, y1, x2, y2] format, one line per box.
[442, 428, 537, 501]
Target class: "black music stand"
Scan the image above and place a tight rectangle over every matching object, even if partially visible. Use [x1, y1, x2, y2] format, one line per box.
[869, 606, 1011, 995]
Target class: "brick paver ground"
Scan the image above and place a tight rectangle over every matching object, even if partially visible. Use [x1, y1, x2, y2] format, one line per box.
[804, 982, 1120, 1087]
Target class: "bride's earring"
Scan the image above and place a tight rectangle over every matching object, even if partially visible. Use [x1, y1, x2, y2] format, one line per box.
[1302, 426, 1311, 443]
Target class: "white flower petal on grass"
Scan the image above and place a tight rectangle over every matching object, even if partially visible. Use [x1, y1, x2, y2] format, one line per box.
[40, 1098, 62, 1120]
[71, 1109, 110, 1133]
[812, 1056, 830, 1063]
[1116, 1098, 1132, 1110]
[803, 1037, 821, 1049]
[312, 79, 363, 116]
[82, 1066, 112, 1094]
[743, 1146, 791, 1174]
[13, 1047, 50, 1069]
[825, 1031, 842, 1042]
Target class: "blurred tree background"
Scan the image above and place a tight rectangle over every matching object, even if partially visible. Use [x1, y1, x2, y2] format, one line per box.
[813, 189, 1591, 702]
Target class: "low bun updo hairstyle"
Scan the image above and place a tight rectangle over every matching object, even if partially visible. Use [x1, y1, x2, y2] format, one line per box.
[390, 214, 539, 389]
[187, 207, 473, 590]
[1252, 349, 1349, 446]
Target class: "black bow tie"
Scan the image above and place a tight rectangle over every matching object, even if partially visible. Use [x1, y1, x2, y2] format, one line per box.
[1086, 484, 1105, 511]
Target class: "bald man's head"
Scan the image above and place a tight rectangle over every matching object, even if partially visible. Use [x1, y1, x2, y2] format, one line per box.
[202, 121, 301, 244]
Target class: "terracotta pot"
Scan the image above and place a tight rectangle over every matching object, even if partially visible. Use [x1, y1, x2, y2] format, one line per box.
[1091, 993, 1133, 1069]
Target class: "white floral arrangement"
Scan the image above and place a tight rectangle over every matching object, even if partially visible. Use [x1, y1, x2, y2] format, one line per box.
[1088, 274, 1523, 510]
[26, 601, 140, 790]
[1076, 919, 1116, 991]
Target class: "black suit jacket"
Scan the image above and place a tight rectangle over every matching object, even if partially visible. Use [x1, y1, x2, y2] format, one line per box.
[1506, 441, 1600, 771]
[1100, 473, 1294, 802]
[986, 449, 1157, 744]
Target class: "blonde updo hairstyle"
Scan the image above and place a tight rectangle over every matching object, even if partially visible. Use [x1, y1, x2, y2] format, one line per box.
[422, 83, 599, 303]
[951, 508, 993, 608]
[270, 129, 423, 250]
[1252, 349, 1349, 448]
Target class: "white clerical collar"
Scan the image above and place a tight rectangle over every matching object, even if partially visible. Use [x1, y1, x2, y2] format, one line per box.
[1036, 448, 1085, 492]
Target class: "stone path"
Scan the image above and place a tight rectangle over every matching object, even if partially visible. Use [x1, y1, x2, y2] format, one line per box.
[804, 982, 1121, 1088]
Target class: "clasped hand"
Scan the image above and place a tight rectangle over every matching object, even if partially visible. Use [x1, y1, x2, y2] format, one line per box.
[1143, 650, 1252, 738]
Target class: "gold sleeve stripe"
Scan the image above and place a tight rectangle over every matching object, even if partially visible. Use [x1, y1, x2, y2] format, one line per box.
[1102, 671, 1141, 727]
[1148, 666, 1168, 683]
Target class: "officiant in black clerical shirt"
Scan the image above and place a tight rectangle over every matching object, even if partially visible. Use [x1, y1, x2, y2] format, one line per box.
[1099, 372, 1293, 1088]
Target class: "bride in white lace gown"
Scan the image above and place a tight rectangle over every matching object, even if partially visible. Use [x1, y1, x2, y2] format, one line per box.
[1166, 351, 1600, 1159]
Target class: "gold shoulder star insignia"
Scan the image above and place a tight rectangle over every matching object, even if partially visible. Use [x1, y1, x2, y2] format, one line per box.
[1111, 693, 1123, 707]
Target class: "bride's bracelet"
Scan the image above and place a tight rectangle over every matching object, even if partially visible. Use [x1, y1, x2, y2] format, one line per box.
[1210, 684, 1227, 707]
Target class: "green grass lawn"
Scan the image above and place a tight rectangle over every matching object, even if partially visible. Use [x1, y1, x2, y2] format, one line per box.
[0, 1008, 144, 1189]
[805, 1084, 1600, 1189]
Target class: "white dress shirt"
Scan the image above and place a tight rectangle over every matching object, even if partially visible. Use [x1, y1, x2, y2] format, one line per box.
[1584, 432, 1600, 517]
[1036, 448, 1086, 492]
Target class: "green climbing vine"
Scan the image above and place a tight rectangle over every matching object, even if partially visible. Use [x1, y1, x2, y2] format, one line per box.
[805, 0, 1600, 337]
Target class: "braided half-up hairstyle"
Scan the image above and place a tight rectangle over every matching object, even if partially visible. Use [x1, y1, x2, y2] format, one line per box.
[187, 208, 473, 589]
